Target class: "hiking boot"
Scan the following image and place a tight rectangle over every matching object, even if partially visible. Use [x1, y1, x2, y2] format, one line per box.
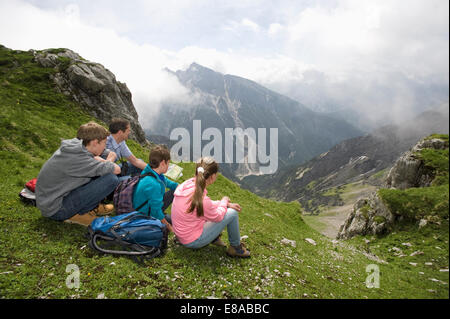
[91, 203, 114, 216]
[226, 243, 251, 258]
[64, 211, 97, 227]
[211, 234, 226, 247]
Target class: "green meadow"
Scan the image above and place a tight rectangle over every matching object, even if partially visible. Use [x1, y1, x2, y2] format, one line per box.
[0, 45, 448, 299]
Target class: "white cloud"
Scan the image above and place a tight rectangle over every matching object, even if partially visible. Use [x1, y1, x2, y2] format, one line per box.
[260, 0, 449, 127]
[221, 18, 261, 37]
[284, 0, 448, 80]
[0, 0, 448, 131]
[241, 18, 260, 32]
[268, 23, 283, 37]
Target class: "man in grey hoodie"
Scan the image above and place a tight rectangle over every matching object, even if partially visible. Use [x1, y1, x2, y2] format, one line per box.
[36, 122, 121, 226]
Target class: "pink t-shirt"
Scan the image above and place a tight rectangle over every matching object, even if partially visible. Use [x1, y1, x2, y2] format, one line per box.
[171, 178, 229, 245]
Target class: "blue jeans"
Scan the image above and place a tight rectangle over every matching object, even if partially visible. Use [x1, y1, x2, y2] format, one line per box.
[49, 174, 119, 221]
[184, 208, 241, 248]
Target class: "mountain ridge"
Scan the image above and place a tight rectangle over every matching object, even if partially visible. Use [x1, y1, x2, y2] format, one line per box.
[241, 102, 449, 211]
[149, 62, 363, 180]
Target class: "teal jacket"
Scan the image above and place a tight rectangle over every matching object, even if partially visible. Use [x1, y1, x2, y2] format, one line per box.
[132, 164, 178, 220]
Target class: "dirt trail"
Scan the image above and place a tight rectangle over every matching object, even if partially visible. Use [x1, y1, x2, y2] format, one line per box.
[307, 183, 378, 238]
[319, 204, 354, 238]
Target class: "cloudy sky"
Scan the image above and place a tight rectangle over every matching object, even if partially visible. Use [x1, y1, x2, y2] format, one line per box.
[0, 0, 448, 130]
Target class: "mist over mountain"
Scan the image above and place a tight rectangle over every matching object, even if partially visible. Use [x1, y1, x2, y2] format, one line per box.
[264, 68, 450, 133]
[240, 102, 449, 210]
[145, 63, 363, 180]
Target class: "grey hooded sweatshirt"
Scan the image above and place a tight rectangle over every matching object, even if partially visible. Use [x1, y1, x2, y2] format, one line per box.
[36, 138, 115, 217]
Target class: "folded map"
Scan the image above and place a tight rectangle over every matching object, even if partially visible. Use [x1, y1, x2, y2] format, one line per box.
[165, 163, 184, 180]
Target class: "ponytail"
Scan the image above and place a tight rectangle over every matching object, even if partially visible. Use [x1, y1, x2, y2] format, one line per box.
[188, 170, 207, 217]
[188, 157, 219, 217]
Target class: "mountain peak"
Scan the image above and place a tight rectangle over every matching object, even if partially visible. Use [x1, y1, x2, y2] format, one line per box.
[187, 62, 203, 72]
[187, 62, 218, 73]
[163, 62, 215, 77]
[182, 62, 222, 79]
[174, 62, 225, 95]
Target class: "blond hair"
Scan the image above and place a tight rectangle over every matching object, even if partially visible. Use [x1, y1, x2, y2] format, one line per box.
[76, 122, 109, 146]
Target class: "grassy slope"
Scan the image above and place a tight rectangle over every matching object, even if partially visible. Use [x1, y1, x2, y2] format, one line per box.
[0, 46, 448, 299]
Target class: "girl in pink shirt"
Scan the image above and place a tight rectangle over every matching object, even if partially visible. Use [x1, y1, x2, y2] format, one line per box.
[171, 157, 250, 258]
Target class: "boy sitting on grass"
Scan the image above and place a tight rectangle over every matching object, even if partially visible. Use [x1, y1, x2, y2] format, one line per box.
[36, 122, 121, 226]
[132, 145, 178, 232]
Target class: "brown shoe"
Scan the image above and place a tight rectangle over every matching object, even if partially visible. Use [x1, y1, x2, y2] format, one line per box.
[91, 203, 114, 216]
[64, 211, 97, 227]
[226, 243, 251, 258]
[211, 234, 226, 247]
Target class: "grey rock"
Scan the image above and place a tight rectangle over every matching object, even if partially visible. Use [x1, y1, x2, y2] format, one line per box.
[386, 137, 448, 189]
[410, 251, 424, 257]
[280, 238, 296, 248]
[419, 219, 428, 228]
[34, 52, 60, 68]
[33, 49, 148, 145]
[385, 153, 425, 189]
[337, 192, 395, 239]
[412, 138, 448, 152]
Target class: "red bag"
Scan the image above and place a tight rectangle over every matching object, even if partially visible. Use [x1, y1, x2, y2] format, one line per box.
[20, 178, 37, 206]
[25, 178, 37, 192]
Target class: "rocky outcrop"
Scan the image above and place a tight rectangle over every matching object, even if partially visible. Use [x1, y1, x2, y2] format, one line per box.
[337, 192, 396, 239]
[385, 138, 448, 189]
[337, 136, 448, 239]
[33, 49, 148, 145]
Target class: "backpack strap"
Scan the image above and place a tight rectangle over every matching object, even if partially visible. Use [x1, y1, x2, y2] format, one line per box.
[139, 171, 157, 179]
[89, 233, 161, 258]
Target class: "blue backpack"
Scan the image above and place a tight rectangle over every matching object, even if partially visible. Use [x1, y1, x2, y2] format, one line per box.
[87, 211, 168, 262]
